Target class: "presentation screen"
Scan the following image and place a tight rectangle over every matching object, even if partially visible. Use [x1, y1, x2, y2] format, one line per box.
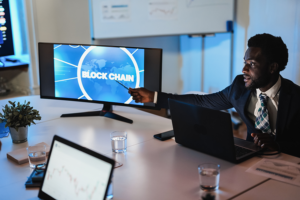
[39, 43, 162, 109]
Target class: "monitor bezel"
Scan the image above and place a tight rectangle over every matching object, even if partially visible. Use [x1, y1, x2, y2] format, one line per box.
[38, 135, 115, 200]
[38, 42, 162, 110]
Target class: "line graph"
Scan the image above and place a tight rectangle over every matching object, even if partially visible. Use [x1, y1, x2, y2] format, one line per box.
[149, 7, 177, 15]
[46, 166, 102, 200]
[186, 0, 229, 8]
[148, 0, 178, 20]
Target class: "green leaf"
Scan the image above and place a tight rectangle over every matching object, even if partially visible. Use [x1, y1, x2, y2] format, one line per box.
[0, 101, 40, 127]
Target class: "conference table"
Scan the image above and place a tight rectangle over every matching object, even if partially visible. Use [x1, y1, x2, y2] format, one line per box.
[0, 96, 299, 200]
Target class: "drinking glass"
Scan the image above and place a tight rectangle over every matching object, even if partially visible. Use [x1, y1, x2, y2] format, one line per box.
[110, 131, 127, 153]
[198, 163, 220, 190]
[27, 145, 47, 169]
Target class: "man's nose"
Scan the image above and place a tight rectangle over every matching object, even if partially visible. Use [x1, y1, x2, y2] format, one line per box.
[242, 64, 249, 73]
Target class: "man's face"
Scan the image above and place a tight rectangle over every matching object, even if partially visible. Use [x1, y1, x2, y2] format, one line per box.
[242, 47, 271, 90]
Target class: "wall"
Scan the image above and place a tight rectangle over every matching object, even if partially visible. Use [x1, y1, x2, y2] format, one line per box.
[180, 0, 300, 95]
[233, 0, 300, 84]
[247, 0, 300, 85]
[9, 0, 91, 95]
[180, 33, 232, 94]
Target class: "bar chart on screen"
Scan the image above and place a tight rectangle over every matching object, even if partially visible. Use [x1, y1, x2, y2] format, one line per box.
[41, 141, 112, 200]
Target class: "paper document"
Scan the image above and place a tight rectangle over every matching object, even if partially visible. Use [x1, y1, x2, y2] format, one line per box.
[247, 159, 300, 187]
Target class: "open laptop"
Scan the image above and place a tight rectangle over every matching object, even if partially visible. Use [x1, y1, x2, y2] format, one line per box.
[169, 99, 262, 163]
[38, 135, 115, 200]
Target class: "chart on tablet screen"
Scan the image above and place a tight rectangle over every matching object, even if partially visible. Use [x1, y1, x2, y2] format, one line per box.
[42, 141, 112, 200]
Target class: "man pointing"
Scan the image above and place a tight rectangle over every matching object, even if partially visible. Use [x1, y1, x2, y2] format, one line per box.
[129, 33, 300, 158]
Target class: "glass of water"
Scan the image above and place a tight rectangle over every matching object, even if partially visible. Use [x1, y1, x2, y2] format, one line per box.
[27, 145, 47, 169]
[111, 131, 127, 153]
[198, 163, 220, 190]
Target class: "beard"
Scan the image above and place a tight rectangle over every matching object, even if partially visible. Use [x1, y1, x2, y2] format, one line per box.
[245, 72, 272, 90]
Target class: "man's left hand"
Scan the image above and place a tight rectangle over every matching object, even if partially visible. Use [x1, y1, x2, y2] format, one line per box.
[251, 133, 278, 150]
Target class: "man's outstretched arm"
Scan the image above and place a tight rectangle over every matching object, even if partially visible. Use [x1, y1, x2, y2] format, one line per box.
[128, 75, 240, 111]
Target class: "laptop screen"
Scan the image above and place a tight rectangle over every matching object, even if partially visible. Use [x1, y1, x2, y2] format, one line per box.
[41, 140, 113, 200]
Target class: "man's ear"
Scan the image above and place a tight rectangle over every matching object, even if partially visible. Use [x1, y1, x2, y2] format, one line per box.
[269, 62, 279, 74]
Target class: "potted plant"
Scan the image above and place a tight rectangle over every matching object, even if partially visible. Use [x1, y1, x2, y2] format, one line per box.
[0, 101, 41, 143]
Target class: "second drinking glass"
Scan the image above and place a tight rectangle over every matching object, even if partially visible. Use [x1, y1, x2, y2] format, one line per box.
[110, 131, 127, 153]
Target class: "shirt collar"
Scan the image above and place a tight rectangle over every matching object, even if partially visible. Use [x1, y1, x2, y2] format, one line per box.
[256, 76, 281, 99]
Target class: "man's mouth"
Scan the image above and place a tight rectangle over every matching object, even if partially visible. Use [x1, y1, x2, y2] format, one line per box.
[243, 75, 251, 83]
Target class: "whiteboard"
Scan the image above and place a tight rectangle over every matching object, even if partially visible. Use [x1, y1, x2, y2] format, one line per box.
[91, 0, 234, 39]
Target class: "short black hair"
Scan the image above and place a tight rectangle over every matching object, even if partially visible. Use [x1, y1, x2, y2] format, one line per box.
[248, 33, 288, 72]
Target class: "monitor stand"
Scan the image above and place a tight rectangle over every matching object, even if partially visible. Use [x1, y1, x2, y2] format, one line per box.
[60, 103, 133, 124]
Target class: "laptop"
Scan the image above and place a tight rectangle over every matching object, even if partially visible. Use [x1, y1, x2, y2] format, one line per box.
[169, 99, 262, 163]
[38, 135, 115, 200]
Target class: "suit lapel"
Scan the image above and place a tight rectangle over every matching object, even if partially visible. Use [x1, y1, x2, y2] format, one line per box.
[237, 88, 253, 127]
[276, 78, 292, 139]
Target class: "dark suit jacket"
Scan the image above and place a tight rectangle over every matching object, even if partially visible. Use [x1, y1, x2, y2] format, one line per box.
[157, 75, 300, 158]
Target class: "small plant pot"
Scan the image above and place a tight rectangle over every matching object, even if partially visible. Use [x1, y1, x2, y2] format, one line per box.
[9, 126, 28, 144]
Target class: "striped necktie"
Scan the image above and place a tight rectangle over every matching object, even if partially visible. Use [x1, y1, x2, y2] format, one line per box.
[255, 93, 271, 134]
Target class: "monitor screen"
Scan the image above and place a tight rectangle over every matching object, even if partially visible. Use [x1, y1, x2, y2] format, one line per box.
[41, 140, 113, 200]
[39, 43, 162, 109]
[0, 0, 14, 57]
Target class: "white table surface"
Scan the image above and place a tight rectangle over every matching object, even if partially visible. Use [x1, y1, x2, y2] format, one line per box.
[0, 95, 300, 200]
[0, 96, 107, 123]
[233, 179, 300, 200]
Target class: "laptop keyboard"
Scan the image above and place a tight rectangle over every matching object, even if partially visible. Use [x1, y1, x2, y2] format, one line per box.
[235, 145, 254, 157]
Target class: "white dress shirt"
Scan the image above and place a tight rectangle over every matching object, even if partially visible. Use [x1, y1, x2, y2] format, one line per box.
[247, 76, 281, 135]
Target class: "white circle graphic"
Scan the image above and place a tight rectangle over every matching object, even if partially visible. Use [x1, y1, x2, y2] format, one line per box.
[77, 46, 140, 104]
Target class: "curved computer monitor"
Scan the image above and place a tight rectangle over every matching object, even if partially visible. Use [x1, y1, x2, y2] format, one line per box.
[38, 43, 162, 124]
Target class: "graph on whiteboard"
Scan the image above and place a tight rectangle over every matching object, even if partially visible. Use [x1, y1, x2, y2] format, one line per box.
[186, 0, 229, 8]
[148, 0, 178, 20]
[101, 0, 131, 22]
[41, 141, 112, 200]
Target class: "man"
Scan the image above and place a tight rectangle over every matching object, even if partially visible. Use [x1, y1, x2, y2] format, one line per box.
[129, 33, 300, 158]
